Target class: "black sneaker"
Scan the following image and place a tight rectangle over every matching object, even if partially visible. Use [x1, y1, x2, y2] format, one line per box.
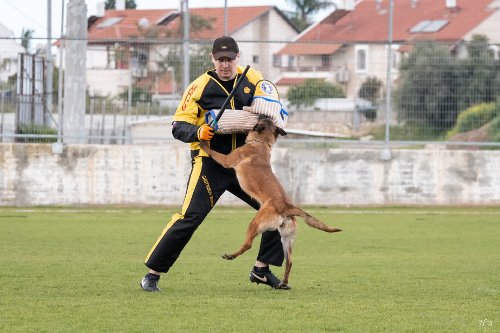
[140, 273, 160, 292]
[249, 267, 290, 290]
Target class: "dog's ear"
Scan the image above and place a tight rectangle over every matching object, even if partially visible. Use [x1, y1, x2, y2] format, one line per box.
[277, 127, 287, 136]
[253, 122, 266, 133]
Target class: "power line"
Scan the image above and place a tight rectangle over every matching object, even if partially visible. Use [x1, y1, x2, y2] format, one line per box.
[4, 0, 46, 31]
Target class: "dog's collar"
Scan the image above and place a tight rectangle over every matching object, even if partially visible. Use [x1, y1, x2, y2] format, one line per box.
[249, 139, 272, 148]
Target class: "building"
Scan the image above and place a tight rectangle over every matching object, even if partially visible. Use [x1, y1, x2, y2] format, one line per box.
[85, 5, 299, 99]
[275, 0, 500, 97]
[0, 22, 25, 84]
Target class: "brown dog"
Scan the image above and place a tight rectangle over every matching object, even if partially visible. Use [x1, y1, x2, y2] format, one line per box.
[200, 116, 341, 288]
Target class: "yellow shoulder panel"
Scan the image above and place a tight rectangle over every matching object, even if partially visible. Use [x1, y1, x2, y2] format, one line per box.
[173, 73, 211, 124]
[238, 66, 263, 85]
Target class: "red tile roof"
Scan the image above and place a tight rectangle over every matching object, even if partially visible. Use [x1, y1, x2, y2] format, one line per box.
[275, 77, 310, 85]
[135, 71, 174, 95]
[180, 6, 275, 40]
[87, 6, 283, 42]
[299, 0, 495, 43]
[88, 9, 177, 41]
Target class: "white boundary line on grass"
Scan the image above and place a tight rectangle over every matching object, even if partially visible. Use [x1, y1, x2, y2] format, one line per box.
[5, 209, 500, 216]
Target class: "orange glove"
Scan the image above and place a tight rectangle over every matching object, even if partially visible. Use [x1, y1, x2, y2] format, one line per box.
[197, 124, 214, 141]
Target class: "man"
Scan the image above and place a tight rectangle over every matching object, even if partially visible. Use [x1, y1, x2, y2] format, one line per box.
[140, 36, 286, 292]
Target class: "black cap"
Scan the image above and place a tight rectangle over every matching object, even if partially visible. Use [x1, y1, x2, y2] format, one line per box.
[212, 36, 239, 60]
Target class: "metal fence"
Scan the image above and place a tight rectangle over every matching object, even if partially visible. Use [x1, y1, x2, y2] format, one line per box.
[1, 37, 500, 148]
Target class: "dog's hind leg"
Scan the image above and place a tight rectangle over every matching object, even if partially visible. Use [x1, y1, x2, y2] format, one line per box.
[222, 209, 274, 260]
[278, 217, 296, 289]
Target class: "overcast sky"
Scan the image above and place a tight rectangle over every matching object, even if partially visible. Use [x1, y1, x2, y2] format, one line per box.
[3, 0, 335, 40]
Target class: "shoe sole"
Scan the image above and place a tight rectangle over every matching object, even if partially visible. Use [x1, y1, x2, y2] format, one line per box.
[140, 281, 160, 292]
[249, 274, 290, 290]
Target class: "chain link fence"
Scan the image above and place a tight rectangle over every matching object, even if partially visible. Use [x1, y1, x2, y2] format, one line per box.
[1, 36, 499, 148]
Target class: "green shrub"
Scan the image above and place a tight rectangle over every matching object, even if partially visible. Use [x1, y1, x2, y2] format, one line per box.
[489, 116, 500, 142]
[16, 125, 58, 143]
[287, 79, 345, 108]
[370, 124, 445, 141]
[447, 102, 498, 137]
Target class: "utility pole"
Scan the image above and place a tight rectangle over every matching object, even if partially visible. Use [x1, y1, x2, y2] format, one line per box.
[46, 0, 53, 126]
[224, 0, 228, 36]
[182, 0, 190, 89]
[380, 0, 393, 161]
[53, 0, 65, 154]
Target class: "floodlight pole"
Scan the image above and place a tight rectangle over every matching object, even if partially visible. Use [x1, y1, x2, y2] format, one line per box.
[224, 0, 228, 36]
[182, 0, 190, 89]
[46, 0, 53, 126]
[380, 0, 394, 161]
[52, 0, 65, 154]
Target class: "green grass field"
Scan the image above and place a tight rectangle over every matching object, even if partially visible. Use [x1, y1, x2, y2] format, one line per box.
[0, 206, 498, 332]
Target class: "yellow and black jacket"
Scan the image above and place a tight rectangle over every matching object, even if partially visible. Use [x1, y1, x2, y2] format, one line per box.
[172, 66, 263, 158]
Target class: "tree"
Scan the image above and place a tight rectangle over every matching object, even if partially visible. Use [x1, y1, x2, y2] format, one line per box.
[358, 77, 383, 121]
[395, 36, 500, 133]
[394, 41, 459, 131]
[154, 15, 215, 91]
[21, 28, 34, 52]
[358, 77, 382, 103]
[286, 0, 333, 31]
[156, 44, 213, 88]
[287, 79, 345, 108]
[456, 35, 500, 110]
[105, 0, 137, 9]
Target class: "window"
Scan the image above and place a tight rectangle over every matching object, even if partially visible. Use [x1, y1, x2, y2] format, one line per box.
[490, 45, 499, 60]
[321, 55, 330, 67]
[252, 55, 259, 64]
[410, 20, 448, 33]
[288, 55, 295, 68]
[357, 50, 366, 70]
[272, 54, 281, 67]
[97, 17, 123, 29]
[355, 45, 368, 72]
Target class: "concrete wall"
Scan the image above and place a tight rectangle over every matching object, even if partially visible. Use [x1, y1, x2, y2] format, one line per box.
[1, 143, 499, 206]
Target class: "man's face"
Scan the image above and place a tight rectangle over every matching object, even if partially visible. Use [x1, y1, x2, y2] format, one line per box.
[211, 54, 239, 81]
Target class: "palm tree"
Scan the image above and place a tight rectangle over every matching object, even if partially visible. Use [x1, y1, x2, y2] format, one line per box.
[105, 0, 137, 9]
[286, 0, 333, 31]
[21, 28, 34, 52]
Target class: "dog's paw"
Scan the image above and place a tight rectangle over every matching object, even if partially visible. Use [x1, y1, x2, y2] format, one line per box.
[199, 141, 211, 154]
[221, 254, 235, 260]
[276, 282, 291, 290]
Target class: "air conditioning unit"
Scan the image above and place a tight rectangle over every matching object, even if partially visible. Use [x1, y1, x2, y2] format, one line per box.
[132, 67, 148, 78]
[335, 69, 350, 83]
[345, 0, 355, 11]
[446, 0, 457, 9]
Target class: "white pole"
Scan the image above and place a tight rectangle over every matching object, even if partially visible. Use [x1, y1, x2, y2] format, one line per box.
[56, 0, 64, 145]
[46, 0, 53, 126]
[224, 0, 228, 36]
[183, 0, 190, 89]
[380, 0, 393, 161]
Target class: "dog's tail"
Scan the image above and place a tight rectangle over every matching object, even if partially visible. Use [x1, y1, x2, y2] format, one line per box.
[287, 207, 342, 233]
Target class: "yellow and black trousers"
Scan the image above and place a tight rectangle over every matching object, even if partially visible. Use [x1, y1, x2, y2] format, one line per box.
[144, 156, 284, 273]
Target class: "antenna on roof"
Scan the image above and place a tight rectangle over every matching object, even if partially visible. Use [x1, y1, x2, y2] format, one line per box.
[138, 18, 150, 28]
